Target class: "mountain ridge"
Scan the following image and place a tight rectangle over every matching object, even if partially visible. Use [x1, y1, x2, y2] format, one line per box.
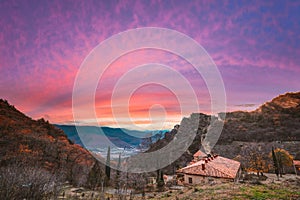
[55, 124, 167, 150]
[0, 99, 104, 187]
[146, 91, 300, 173]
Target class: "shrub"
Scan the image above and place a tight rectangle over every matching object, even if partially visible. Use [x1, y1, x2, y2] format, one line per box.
[0, 164, 62, 199]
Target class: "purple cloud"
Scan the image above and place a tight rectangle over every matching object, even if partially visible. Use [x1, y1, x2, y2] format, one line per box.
[1, 0, 299, 129]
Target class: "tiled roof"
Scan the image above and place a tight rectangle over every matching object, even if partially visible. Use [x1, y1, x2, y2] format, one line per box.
[177, 151, 240, 179]
[193, 150, 207, 158]
[293, 160, 300, 166]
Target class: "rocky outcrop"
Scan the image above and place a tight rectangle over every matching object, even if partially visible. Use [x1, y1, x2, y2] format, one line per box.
[147, 92, 300, 174]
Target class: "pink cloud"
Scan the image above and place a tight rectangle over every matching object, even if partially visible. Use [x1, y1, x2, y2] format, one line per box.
[1, 0, 299, 129]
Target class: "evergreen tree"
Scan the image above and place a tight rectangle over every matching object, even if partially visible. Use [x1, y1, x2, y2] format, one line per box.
[87, 162, 103, 189]
[105, 146, 111, 181]
[116, 153, 121, 191]
[156, 169, 164, 190]
[272, 147, 279, 180]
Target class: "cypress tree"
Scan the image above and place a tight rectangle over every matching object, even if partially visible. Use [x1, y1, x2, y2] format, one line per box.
[156, 169, 164, 189]
[272, 147, 279, 180]
[105, 146, 111, 181]
[116, 153, 121, 191]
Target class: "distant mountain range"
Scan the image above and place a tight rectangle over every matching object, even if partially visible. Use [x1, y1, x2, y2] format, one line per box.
[55, 124, 166, 149]
[55, 125, 168, 152]
[56, 125, 138, 148]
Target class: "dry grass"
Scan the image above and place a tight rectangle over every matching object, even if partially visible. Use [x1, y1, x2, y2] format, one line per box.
[146, 182, 300, 200]
[59, 174, 300, 200]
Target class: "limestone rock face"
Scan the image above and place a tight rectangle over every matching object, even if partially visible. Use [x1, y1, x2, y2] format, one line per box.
[147, 92, 300, 174]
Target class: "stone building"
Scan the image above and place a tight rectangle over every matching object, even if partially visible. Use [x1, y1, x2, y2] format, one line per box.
[177, 151, 241, 184]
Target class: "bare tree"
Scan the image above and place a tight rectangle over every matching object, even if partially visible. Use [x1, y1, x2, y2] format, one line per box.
[269, 148, 293, 177]
[0, 163, 62, 199]
[240, 145, 269, 177]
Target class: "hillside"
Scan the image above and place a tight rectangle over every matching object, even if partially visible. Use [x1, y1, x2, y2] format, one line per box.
[0, 99, 104, 188]
[219, 92, 300, 143]
[147, 92, 300, 173]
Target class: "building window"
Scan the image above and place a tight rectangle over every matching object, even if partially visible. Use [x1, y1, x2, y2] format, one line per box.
[188, 177, 193, 184]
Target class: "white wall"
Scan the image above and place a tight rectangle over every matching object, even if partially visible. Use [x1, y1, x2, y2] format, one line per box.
[183, 174, 234, 185]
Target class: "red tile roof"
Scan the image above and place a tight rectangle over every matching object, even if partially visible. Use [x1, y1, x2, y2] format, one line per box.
[193, 150, 207, 158]
[177, 151, 241, 179]
[293, 160, 300, 166]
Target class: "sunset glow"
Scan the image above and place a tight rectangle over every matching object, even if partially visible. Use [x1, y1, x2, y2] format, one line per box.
[1, 1, 299, 129]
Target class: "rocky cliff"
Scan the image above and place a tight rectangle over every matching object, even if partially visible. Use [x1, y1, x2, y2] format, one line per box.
[147, 92, 300, 173]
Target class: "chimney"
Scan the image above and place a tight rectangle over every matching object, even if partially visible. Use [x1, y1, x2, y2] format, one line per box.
[205, 159, 208, 163]
[202, 163, 205, 170]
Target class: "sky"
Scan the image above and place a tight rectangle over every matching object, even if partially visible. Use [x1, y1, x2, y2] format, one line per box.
[0, 0, 299, 130]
